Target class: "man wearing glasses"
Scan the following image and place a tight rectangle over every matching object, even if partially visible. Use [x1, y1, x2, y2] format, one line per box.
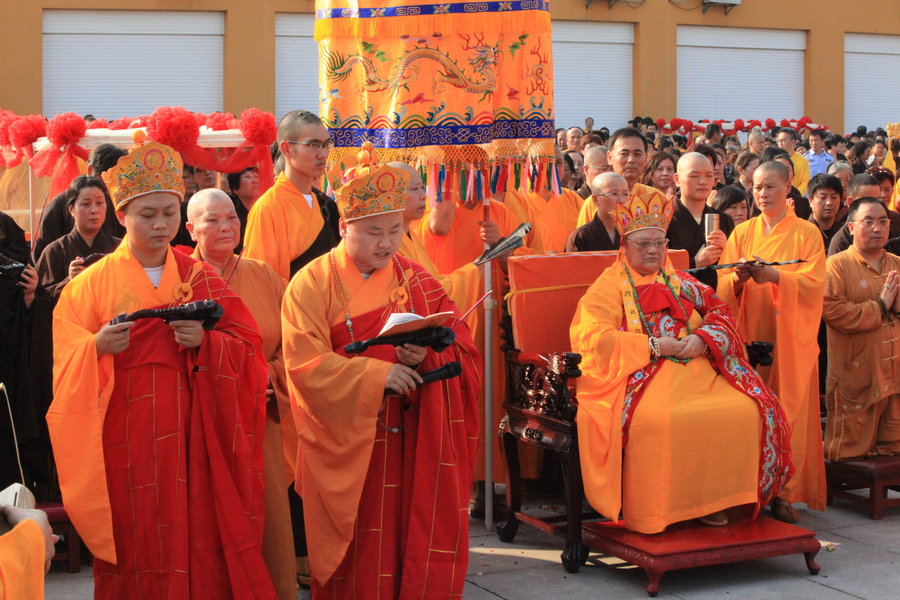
[244, 110, 340, 282]
[242, 110, 341, 589]
[828, 174, 900, 257]
[823, 196, 900, 462]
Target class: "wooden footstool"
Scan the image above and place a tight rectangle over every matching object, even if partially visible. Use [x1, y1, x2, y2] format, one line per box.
[581, 517, 821, 597]
[826, 456, 900, 519]
[37, 502, 82, 573]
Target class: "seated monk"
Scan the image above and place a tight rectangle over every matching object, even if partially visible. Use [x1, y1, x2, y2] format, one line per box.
[570, 187, 793, 532]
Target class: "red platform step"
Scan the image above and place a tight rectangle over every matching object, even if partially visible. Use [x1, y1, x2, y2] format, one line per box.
[826, 456, 900, 520]
[581, 516, 821, 597]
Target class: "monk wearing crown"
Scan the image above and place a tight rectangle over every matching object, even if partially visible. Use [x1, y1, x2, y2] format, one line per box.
[281, 163, 481, 597]
[47, 142, 277, 599]
[717, 160, 827, 523]
[570, 187, 793, 533]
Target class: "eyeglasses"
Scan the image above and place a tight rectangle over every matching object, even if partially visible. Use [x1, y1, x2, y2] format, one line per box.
[853, 218, 891, 229]
[627, 238, 668, 250]
[595, 192, 629, 200]
[287, 139, 334, 151]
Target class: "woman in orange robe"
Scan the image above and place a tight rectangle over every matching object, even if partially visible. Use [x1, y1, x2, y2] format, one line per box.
[717, 161, 827, 521]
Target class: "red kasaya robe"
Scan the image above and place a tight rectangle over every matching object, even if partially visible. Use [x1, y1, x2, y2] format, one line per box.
[281, 244, 481, 598]
[47, 241, 276, 599]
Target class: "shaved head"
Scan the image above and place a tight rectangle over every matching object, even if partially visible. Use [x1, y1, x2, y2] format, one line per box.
[589, 172, 626, 196]
[755, 160, 790, 184]
[387, 162, 426, 222]
[676, 152, 713, 174]
[187, 187, 235, 224]
[584, 145, 607, 164]
[387, 161, 419, 179]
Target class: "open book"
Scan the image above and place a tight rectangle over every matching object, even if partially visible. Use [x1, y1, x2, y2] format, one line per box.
[378, 311, 455, 337]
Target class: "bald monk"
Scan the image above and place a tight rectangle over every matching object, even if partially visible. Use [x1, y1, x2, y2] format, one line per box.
[47, 142, 276, 598]
[281, 163, 480, 596]
[577, 128, 652, 227]
[186, 189, 297, 600]
[666, 152, 734, 288]
[243, 110, 340, 281]
[565, 172, 625, 252]
[577, 144, 612, 199]
[717, 160, 827, 523]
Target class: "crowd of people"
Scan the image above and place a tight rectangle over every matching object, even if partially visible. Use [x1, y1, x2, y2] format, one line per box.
[1, 109, 899, 599]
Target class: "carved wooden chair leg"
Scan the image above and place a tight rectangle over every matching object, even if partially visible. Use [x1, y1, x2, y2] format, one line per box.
[560, 446, 589, 573]
[497, 417, 522, 543]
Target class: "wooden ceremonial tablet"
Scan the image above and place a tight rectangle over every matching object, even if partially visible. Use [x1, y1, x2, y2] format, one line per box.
[580, 516, 821, 597]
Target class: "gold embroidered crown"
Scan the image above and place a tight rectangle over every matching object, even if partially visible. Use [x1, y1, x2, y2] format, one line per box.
[336, 142, 407, 221]
[103, 141, 185, 210]
[614, 185, 674, 237]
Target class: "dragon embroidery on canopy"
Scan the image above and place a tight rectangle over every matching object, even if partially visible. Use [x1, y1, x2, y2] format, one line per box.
[324, 33, 502, 101]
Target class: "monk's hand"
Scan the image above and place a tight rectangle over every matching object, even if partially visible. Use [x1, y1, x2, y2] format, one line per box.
[479, 220, 501, 246]
[748, 254, 779, 284]
[706, 229, 727, 250]
[68, 256, 86, 280]
[396, 343, 427, 367]
[695, 244, 723, 268]
[95, 321, 135, 355]
[19, 264, 38, 308]
[675, 334, 707, 360]
[657, 336, 686, 357]
[2, 505, 58, 573]
[733, 259, 753, 283]
[881, 270, 899, 308]
[169, 320, 204, 349]
[385, 363, 423, 395]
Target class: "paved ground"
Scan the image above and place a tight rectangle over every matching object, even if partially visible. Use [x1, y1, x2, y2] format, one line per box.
[44, 495, 900, 599]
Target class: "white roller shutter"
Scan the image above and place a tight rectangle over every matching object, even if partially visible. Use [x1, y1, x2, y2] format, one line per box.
[845, 34, 900, 132]
[275, 14, 320, 122]
[677, 26, 805, 121]
[552, 21, 633, 131]
[42, 10, 224, 119]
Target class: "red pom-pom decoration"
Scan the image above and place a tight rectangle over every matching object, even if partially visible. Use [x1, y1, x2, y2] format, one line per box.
[733, 119, 745, 131]
[9, 115, 47, 149]
[0, 110, 17, 147]
[671, 118, 683, 131]
[239, 108, 277, 146]
[206, 111, 235, 131]
[87, 118, 109, 129]
[798, 116, 812, 130]
[764, 119, 776, 130]
[146, 106, 200, 152]
[748, 119, 761, 129]
[194, 113, 208, 128]
[46, 113, 86, 149]
[655, 118, 666, 128]
[683, 120, 694, 133]
[108, 117, 132, 130]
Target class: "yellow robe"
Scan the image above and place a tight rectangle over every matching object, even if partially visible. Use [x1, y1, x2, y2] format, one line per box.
[717, 210, 827, 510]
[0, 519, 44, 600]
[243, 173, 326, 281]
[791, 152, 810, 197]
[504, 189, 583, 254]
[571, 263, 760, 533]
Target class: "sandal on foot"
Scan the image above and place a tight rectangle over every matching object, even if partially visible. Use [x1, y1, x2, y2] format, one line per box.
[698, 511, 729, 527]
[770, 498, 799, 524]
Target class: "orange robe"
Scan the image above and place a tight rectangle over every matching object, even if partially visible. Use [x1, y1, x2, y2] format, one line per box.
[47, 242, 275, 599]
[503, 189, 582, 253]
[398, 228, 481, 324]
[0, 519, 44, 600]
[415, 201, 526, 480]
[571, 261, 789, 532]
[717, 210, 827, 510]
[193, 251, 297, 600]
[281, 243, 480, 596]
[243, 174, 331, 281]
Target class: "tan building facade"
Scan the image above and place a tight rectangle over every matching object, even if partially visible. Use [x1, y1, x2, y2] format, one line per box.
[0, 0, 898, 133]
